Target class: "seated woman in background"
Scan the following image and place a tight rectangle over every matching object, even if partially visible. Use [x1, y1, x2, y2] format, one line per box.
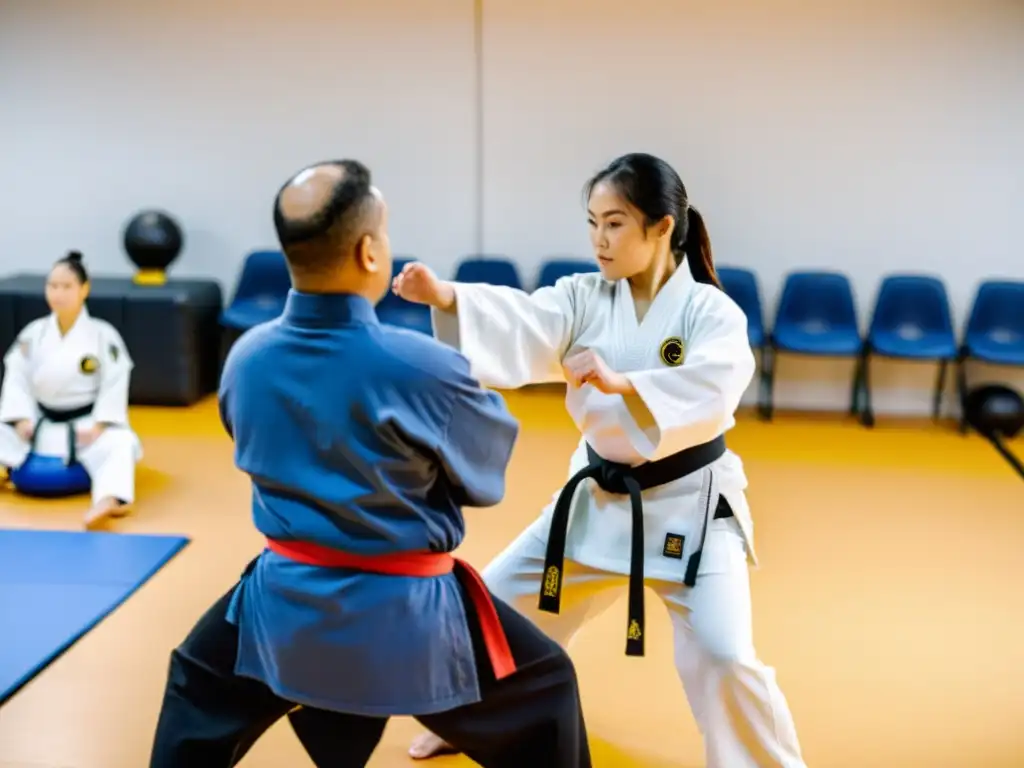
[0, 251, 142, 529]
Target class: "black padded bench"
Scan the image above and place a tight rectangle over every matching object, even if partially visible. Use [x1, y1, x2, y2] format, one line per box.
[0, 274, 223, 406]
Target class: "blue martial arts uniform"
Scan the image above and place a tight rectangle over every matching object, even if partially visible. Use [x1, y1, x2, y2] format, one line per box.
[219, 291, 519, 716]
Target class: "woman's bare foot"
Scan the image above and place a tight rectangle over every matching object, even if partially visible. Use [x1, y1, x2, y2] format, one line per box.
[408, 732, 459, 760]
[83, 497, 130, 530]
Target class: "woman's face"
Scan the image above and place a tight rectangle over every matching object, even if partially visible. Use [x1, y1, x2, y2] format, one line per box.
[587, 181, 666, 281]
[45, 264, 88, 316]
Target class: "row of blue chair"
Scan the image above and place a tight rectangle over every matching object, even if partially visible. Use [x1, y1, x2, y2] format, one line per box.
[220, 252, 597, 334]
[375, 256, 599, 333]
[717, 268, 1024, 429]
[452, 256, 597, 290]
[218, 251, 1023, 429]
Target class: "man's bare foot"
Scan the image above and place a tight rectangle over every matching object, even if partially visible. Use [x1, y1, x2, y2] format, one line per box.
[84, 497, 130, 530]
[408, 732, 459, 760]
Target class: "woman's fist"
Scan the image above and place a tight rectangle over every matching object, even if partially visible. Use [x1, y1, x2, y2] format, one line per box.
[562, 349, 633, 396]
[391, 261, 455, 311]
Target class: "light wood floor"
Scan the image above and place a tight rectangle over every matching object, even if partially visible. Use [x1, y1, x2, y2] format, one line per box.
[1, 390, 1022, 767]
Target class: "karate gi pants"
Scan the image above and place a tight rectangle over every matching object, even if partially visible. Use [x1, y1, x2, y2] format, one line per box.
[484, 517, 806, 768]
[148, 567, 592, 768]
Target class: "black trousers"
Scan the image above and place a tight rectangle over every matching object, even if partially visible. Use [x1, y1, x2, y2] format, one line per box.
[149, 567, 592, 768]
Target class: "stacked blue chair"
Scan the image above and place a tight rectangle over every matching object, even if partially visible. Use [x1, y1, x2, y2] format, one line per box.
[957, 280, 1024, 432]
[536, 257, 598, 289]
[376, 257, 433, 335]
[717, 267, 769, 420]
[762, 271, 863, 420]
[454, 256, 523, 289]
[220, 250, 291, 332]
[860, 275, 957, 427]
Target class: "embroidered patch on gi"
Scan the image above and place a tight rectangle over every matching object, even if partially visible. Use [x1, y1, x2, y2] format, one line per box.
[543, 565, 561, 597]
[659, 337, 684, 367]
[662, 533, 684, 559]
[80, 355, 100, 374]
[109, 343, 119, 362]
[627, 619, 642, 641]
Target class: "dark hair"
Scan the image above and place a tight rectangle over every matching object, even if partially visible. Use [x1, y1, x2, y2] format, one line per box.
[273, 159, 379, 275]
[584, 153, 720, 288]
[54, 250, 89, 284]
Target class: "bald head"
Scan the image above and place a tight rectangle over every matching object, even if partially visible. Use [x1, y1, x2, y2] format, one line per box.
[273, 159, 383, 279]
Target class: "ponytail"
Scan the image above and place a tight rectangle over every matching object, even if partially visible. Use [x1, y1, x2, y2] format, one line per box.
[682, 206, 720, 288]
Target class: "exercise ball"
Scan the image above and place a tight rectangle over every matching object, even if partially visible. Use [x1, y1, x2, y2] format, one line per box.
[9, 454, 92, 498]
[123, 209, 184, 286]
[963, 384, 1024, 481]
[963, 384, 1024, 439]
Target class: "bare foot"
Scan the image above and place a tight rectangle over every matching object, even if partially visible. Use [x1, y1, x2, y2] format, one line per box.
[84, 497, 130, 531]
[408, 732, 459, 760]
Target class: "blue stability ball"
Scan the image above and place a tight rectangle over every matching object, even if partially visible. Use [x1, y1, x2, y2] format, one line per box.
[9, 454, 92, 498]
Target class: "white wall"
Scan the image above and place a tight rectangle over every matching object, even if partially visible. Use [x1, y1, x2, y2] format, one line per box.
[1, 0, 1022, 414]
[0, 0, 479, 289]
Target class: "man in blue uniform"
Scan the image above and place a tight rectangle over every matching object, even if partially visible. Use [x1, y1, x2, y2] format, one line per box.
[148, 159, 592, 767]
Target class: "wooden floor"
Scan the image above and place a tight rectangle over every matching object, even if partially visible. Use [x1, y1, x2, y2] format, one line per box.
[1, 390, 1023, 768]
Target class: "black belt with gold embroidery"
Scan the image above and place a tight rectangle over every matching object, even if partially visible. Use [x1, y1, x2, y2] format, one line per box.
[538, 434, 728, 657]
[32, 403, 95, 465]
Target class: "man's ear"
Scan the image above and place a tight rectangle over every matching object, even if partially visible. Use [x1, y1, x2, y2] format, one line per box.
[355, 234, 380, 273]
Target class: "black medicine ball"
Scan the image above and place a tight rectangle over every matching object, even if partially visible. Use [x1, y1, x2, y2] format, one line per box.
[123, 210, 184, 271]
[963, 384, 1024, 440]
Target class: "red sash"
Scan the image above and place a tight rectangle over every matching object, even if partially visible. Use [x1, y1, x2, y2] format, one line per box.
[265, 538, 516, 680]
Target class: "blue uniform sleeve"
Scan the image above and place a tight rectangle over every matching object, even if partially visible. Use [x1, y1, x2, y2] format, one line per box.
[436, 363, 520, 508]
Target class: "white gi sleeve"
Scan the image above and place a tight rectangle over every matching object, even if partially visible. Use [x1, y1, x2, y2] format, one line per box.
[92, 325, 134, 426]
[431, 278, 576, 390]
[622, 290, 755, 461]
[0, 332, 39, 424]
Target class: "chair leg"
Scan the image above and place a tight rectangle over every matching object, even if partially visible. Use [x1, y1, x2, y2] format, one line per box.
[754, 347, 765, 419]
[759, 344, 776, 421]
[956, 352, 969, 434]
[932, 359, 949, 422]
[857, 349, 875, 427]
[755, 345, 767, 420]
[989, 433, 1024, 481]
[849, 353, 864, 416]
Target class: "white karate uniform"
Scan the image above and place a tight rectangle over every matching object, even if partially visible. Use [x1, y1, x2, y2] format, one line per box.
[432, 264, 805, 768]
[0, 308, 141, 504]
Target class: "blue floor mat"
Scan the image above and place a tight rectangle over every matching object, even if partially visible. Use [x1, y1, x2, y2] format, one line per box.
[0, 529, 189, 705]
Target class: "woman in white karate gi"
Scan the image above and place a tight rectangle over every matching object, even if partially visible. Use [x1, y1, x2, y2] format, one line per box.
[0, 252, 141, 529]
[395, 154, 805, 767]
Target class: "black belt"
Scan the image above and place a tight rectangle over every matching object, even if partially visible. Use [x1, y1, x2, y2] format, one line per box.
[31, 403, 95, 465]
[539, 434, 730, 658]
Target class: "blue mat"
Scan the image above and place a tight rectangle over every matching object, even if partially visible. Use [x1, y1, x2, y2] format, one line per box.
[0, 529, 189, 705]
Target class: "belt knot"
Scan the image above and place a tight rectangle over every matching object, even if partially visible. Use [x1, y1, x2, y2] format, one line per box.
[594, 460, 631, 494]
